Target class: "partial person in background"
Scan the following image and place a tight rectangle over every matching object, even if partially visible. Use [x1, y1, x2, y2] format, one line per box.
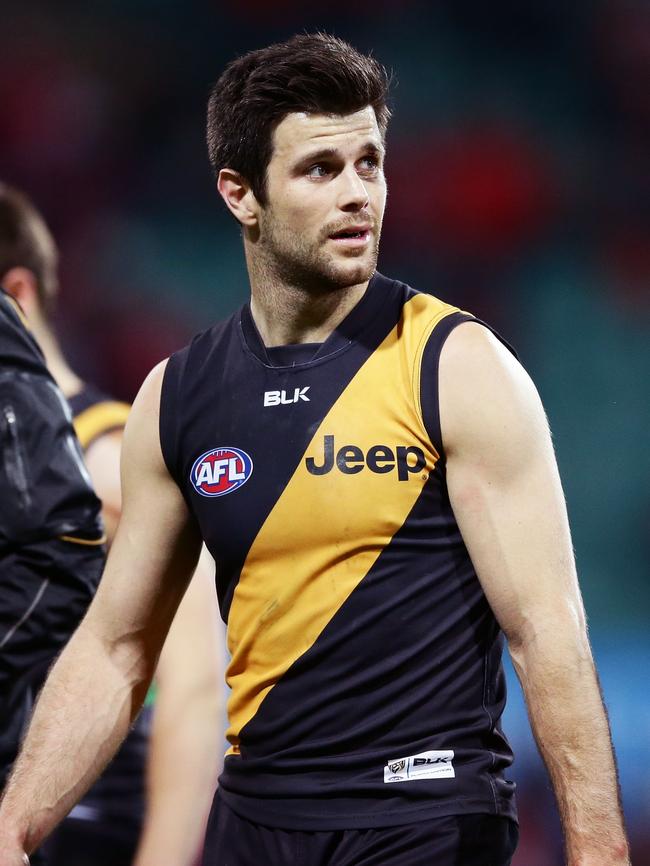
[0, 184, 222, 866]
[0, 192, 105, 866]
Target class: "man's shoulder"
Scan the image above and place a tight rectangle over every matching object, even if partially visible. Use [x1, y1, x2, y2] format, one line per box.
[381, 272, 517, 365]
[379, 271, 463, 320]
[168, 306, 242, 369]
[159, 306, 244, 418]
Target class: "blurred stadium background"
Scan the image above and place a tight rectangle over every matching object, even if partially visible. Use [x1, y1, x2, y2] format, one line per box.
[1, 1, 648, 863]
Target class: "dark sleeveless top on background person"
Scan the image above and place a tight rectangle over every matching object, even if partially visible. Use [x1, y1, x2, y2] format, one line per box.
[160, 272, 518, 830]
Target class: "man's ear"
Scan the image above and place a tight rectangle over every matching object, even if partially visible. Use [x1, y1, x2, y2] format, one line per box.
[217, 169, 260, 227]
[1, 267, 40, 317]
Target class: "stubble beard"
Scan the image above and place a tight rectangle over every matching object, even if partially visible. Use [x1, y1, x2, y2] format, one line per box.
[258, 209, 380, 296]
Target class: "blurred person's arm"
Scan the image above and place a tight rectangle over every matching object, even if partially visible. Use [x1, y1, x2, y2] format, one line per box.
[133, 548, 223, 866]
[439, 323, 629, 866]
[83, 428, 124, 544]
[85, 419, 223, 866]
[0, 361, 202, 865]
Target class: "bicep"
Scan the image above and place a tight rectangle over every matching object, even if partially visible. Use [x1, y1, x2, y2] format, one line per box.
[439, 323, 585, 647]
[84, 362, 202, 656]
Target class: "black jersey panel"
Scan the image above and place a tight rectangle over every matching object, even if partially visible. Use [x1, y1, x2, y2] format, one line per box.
[218, 474, 515, 829]
[419, 314, 519, 461]
[159, 274, 412, 622]
[419, 312, 474, 459]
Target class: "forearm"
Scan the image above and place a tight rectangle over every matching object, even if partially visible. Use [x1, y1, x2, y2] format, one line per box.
[511, 628, 629, 866]
[0, 621, 153, 856]
[133, 690, 222, 866]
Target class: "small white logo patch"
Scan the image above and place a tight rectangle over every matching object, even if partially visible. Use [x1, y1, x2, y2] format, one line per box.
[384, 750, 455, 784]
[263, 387, 310, 407]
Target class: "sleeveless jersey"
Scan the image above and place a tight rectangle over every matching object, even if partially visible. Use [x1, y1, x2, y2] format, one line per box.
[0, 289, 104, 556]
[160, 272, 517, 830]
[65, 385, 151, 826]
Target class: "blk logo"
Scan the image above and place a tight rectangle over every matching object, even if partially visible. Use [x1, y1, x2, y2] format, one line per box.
[190, 447, 253, 497]
[305, 435, 426, 481]
[413, 756, 451, 766]
[383, 749, 454, 783]
[263, 387, 310, 407]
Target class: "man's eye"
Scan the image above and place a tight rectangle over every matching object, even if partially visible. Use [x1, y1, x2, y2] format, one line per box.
[307, 164, 328, 178]
[359, 157, 379, 172]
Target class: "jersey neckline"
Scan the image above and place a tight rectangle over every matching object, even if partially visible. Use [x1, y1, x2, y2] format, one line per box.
[238, 271, 389, 371]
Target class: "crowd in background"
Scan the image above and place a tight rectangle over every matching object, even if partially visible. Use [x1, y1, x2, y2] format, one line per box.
[1, 2, 648, 863]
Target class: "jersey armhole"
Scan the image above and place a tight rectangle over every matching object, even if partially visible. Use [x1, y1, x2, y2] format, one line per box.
[419, 313, 518, 463]
[159, 353, 184, 486]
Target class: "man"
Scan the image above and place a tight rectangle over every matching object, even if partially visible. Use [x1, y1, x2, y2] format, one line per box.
[0, 185, 222, 866]
[0, 192, 105, 866]
[0, 33, 630, 866]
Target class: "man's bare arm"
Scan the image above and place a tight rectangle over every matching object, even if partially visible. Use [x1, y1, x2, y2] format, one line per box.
[0, 360, 202, 862]
[84, 410, 223, 866]
[133, 548, 223, 866]
[439, 322, 629, 866]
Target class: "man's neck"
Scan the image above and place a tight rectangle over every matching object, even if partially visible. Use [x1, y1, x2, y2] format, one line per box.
[246, 253, 370, 347]
[30, 317, 83, 399]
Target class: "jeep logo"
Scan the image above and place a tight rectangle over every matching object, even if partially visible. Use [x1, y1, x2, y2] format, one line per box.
[305, 435, 426, 481]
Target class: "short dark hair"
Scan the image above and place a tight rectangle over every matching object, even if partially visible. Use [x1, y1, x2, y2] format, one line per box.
[0, 183, 58, 311]
[207, 33, 391, 205]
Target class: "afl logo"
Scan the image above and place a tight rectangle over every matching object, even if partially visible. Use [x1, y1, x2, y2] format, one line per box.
[190, 447, 253, 498]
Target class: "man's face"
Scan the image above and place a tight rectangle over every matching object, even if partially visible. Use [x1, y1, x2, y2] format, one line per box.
[256, 106, 387, 292]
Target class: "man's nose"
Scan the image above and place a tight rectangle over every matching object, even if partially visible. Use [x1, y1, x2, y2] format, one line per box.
[337, 166, 369, 211]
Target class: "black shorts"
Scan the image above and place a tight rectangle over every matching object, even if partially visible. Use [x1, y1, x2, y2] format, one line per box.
[41, 813, 140, 866]
[203, 793, 518, 866]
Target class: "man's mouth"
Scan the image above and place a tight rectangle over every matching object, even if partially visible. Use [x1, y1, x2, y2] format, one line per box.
[328, 225, 372, 245]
